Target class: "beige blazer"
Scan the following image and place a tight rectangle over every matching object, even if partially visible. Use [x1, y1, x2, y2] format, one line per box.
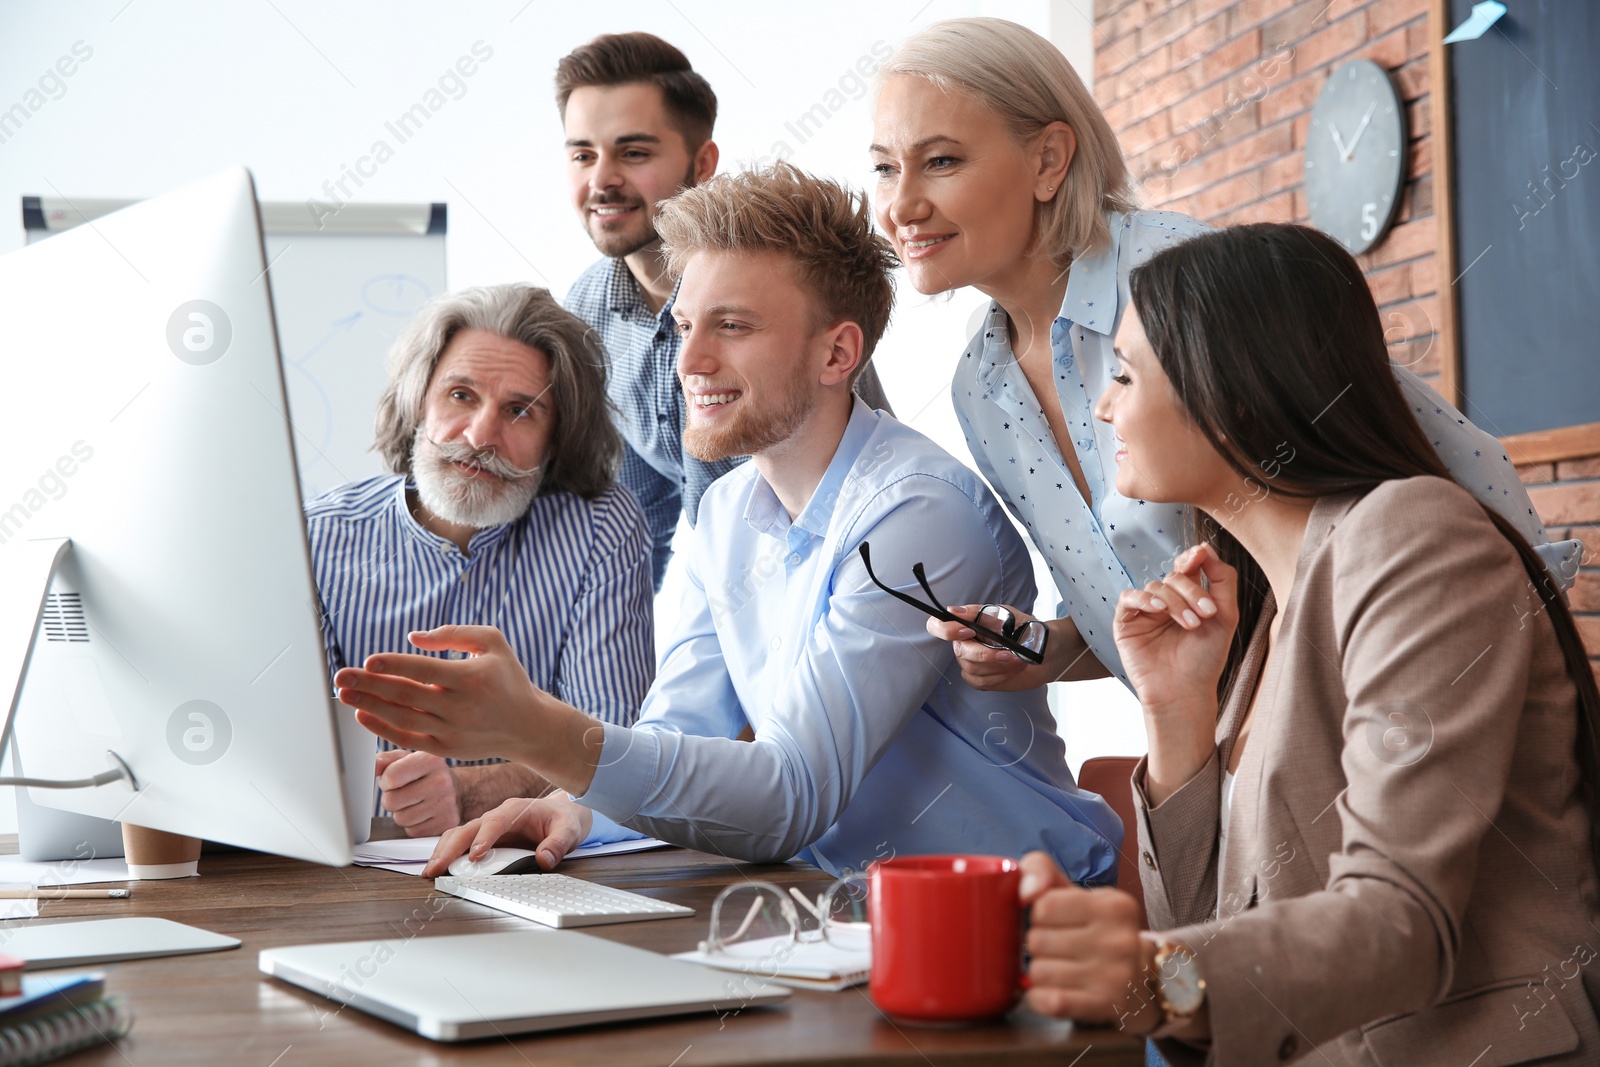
[1132, 477, 1599, 1066]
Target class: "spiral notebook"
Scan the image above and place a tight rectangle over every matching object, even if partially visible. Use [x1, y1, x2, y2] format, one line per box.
[0, 972, 133, 1067]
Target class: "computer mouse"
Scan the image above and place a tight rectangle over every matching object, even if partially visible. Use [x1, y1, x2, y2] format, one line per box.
[445, 847, 544, 878]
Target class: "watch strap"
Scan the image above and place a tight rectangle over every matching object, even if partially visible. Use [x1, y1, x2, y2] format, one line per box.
[1147, 937, 1206, 1038]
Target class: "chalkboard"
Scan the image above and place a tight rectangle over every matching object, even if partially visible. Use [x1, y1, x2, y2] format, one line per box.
[1447, 0, 1600, 437]
[24, 197, 446, 499]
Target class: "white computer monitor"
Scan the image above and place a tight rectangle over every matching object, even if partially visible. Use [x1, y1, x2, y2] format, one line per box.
[0, 167, 372, 866]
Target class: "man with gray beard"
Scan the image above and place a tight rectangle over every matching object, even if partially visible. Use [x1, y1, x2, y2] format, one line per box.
[305, 283, 654, 837]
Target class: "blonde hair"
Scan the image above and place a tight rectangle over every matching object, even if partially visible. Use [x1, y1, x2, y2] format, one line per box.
[655, 162, 897, 382]
[884, 17, 1138, 263]
[372, 284, 620, 500]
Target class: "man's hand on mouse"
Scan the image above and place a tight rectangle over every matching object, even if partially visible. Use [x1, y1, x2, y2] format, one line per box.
[422, 793, 595, 878]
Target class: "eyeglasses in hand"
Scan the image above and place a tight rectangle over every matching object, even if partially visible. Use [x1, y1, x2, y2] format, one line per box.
[856, 541, 1049, 666]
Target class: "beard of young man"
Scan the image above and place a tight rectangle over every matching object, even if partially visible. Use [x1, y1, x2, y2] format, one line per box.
[682, 352, 817, 463]
[410, 425, 544, 528]
[585, 162, 698, 259]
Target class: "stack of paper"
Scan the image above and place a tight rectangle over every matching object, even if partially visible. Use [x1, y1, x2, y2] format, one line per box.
[0, 887, 38, 920]
[0, 855, 132, 886]
[0, 856, 136, 921]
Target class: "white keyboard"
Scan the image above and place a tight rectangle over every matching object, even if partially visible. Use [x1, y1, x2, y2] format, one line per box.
[434, 873, 695, 929]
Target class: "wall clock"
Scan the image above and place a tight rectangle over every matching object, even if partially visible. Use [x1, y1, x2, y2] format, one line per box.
[1305, 59, 1408, 255]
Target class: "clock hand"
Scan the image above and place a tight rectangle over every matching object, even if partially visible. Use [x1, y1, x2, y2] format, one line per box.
[1329, 123, 1349, 159]
[1343, 102, 1378, 161]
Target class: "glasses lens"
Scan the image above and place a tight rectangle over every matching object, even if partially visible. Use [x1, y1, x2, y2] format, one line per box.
[1014, 620, 1048, 655]
[976, 604, 1018, 638]
[973, 606, 1047, 659]
[710, 884, 795, 953]
[818, 875, 871, 951]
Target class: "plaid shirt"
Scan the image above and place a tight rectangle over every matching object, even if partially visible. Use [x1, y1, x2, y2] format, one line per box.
[564, 256, 744, 589]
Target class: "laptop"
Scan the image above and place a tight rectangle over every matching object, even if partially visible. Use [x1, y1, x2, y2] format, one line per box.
[259, 929, 790, 1041]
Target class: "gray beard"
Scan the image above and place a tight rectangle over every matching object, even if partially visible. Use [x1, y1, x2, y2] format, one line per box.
[411, 427, 543, 528]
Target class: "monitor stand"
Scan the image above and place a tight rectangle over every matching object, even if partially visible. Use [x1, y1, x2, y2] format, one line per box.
[0, 537, 138, 805]
[0, 538, 73, 766]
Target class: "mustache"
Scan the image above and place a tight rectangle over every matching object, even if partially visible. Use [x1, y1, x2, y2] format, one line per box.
[423, 434, 541, 481]
[586, 192, 645, 209]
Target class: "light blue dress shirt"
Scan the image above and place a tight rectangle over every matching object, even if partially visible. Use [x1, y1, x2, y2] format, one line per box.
[576, 400, 1123, 882]
[953, 209, 1583, 684]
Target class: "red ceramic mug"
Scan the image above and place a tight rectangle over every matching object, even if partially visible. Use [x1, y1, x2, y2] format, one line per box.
[868, 854, 1023, 1023]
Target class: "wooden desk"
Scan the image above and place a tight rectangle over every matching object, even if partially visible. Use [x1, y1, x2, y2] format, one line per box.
[19, 832, 1141, 1065]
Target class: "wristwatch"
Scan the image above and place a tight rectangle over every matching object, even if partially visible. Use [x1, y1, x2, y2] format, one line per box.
[1146, 936, 1206, 1037]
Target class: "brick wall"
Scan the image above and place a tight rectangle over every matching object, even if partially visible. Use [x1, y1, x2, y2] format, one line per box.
[1527, 462, 1600, 666]
[1092, 0, 1600, 672]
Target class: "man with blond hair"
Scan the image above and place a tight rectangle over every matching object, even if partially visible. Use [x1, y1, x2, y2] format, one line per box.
[336, 165, 1120, 883]
[306, 283, 654, 837]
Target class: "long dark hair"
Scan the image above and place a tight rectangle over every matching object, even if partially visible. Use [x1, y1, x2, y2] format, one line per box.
[1128, 222, 1600, 876]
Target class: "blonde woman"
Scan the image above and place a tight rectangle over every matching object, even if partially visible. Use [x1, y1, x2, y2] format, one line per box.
[872, 18, 1580, 691]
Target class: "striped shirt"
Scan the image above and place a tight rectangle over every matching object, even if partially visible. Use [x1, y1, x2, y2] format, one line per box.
[305, 476, 656, 791]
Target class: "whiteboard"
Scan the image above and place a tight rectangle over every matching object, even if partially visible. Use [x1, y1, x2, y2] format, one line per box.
[24, 196, 446, 500]
[263, 233, 443, 498]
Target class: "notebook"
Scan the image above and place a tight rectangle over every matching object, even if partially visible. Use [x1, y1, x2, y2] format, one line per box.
[259, 929, 790, 1041]
[351, 834, 670, 875]
[0, 971, 105, 1022]
[0, 972, 134, 1066]
[672, 934, 872, 992]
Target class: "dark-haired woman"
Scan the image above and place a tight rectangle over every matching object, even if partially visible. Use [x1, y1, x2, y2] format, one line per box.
[1016, 222, 1600, 1064]
[871, 17, 1580, 691]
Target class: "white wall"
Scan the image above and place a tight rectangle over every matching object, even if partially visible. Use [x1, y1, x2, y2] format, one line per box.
[0, 0, 1138, 830]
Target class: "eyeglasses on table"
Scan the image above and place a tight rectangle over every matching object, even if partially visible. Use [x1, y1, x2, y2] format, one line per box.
[699, 875, 871, 959]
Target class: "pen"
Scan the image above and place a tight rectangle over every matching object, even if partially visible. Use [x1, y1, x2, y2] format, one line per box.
[0, 889, 132, 899]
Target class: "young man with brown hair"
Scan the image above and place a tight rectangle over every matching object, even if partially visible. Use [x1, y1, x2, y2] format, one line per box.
[338, 164, 1120, 884]
[558, 33, 890, 590]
